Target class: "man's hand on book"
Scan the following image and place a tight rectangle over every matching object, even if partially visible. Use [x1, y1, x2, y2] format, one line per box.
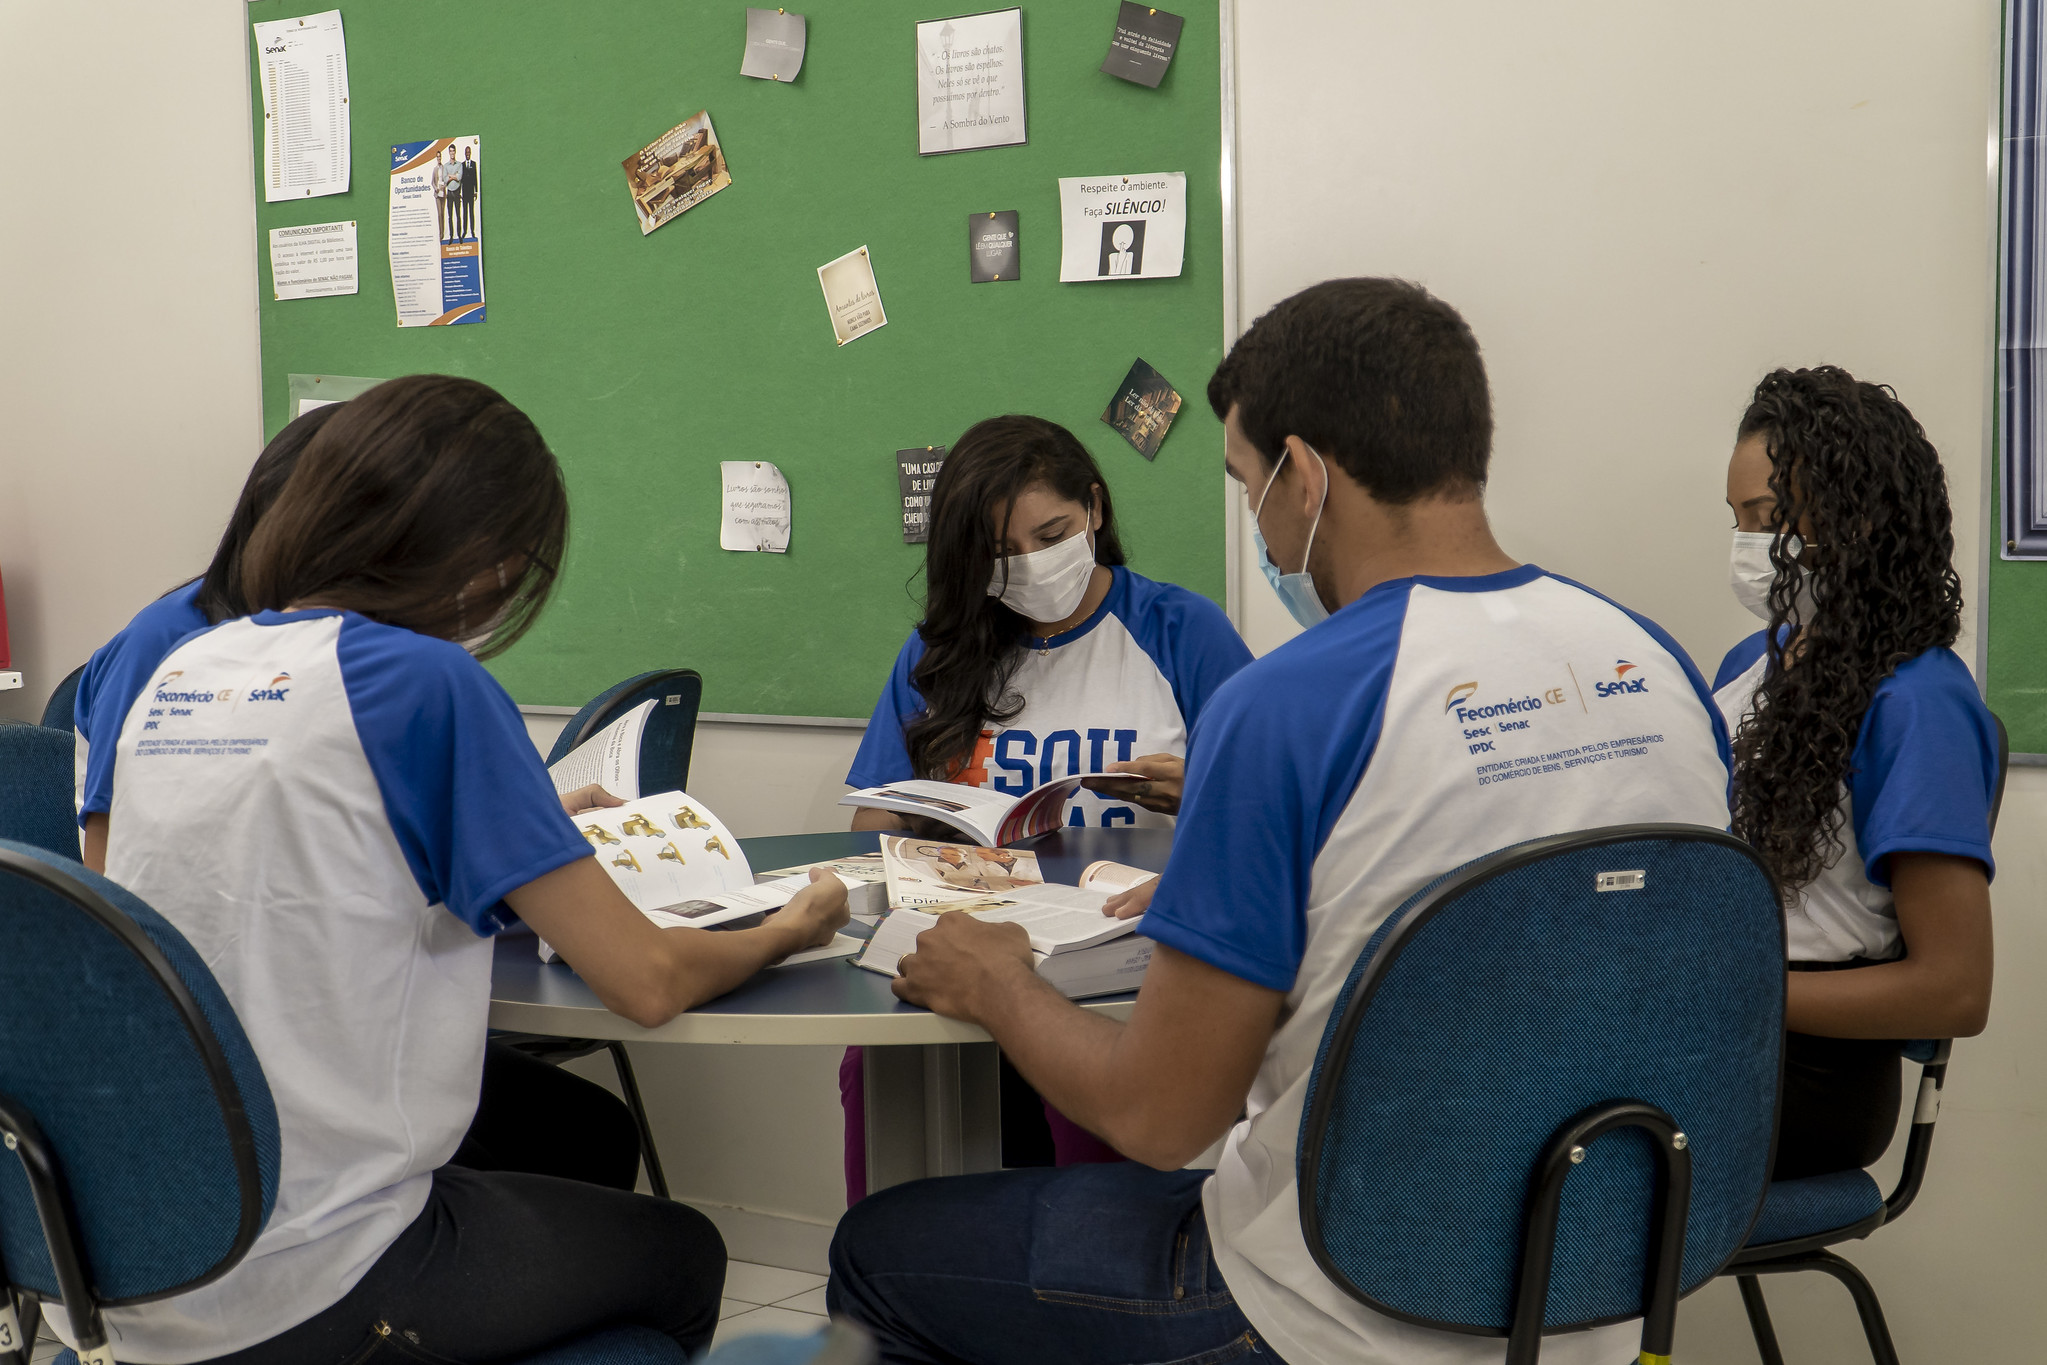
[560, 784, 626, 817]
[769, 868, 852, 953]
[1083, 753, 1184, 814]
[1103, 877, 1158, 920]
[892, 913, 1037, 1023]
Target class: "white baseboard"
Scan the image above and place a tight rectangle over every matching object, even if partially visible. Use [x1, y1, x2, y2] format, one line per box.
[686, 1200, 836, 1275]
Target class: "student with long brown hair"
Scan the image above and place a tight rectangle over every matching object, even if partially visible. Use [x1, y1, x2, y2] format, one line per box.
[68, 375, 847, 1365]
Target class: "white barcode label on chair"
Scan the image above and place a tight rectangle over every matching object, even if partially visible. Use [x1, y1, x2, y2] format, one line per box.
[1596, 870, 1646, 892]
[0, 1302, 19, 1351]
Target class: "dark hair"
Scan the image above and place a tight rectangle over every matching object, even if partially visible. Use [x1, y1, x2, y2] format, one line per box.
[1730, 366, 1963, 893]
[191, 403, 342, 623]
[239, 374, 568, 660]
[903, 416, 1124, 779]
[1207, 277, 1492, 502]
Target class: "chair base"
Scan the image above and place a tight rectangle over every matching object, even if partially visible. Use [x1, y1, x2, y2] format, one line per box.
[1733, 1252, 1898, 1365]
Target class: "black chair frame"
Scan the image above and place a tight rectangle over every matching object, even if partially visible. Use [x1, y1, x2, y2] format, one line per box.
[0, 848, 272, 1365]
[1724, 713, 2007, 1365]
[1299, 824, 1784, 1363]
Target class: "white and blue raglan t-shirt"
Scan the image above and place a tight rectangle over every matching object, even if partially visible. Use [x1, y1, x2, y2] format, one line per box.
[1139, 565, 1732, 1365]
[71, 579, 211, 820]
[68, 609, 593, 1363]
[847, 566, 1252, 828]
[1713, 632, 1999, 963]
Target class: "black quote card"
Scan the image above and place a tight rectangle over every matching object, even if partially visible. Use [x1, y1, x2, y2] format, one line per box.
[969, 210, 1020, 282]
[1101, 359, 1183, 460]
[1100, 3, 1184, 88]
[896, 446, 948, 542]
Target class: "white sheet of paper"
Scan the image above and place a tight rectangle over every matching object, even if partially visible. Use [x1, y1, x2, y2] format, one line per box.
[254, 10, 351, 203]
[268, 220, 358, 300]
[742, 8, 807, 81]
[1058, 172, 1187, 283]
[915, 8, 1026, 155]
[817, 246, 887, 346]
[720, 461, 792, 552]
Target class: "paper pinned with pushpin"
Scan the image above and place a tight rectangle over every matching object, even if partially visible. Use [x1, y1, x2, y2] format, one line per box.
[741, 8, 807, 81]
[720, 461, 792, 552]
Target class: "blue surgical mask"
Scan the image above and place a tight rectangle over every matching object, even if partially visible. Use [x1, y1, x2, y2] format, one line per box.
[1252, 446, 1330, 628]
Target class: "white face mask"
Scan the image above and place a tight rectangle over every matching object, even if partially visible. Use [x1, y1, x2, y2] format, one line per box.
[1729, 530, 1813, 624]
[988, 525, 1096, 625]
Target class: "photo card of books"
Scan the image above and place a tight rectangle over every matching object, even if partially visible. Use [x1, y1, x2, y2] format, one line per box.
[1102, 358, 1183, 460]
[623, 112, 733, 236]
[741, 7, 807, 81]
[969, 210, 1020, 282]
[818, 245, 888, 345]
[897, 446, 947, 542]
[1100, 3, 1184, 88]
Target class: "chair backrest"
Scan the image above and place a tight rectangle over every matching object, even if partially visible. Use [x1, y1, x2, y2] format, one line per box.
[0, 839, 279, 1310]
[39, 667, 84, 734]
[0, 724, 78, 857]
[1299, 824, 1784, 1337]
[545, 670, 703, 795]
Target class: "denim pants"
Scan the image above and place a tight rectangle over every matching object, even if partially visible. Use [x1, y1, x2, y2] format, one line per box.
[828, 1162, 1288, 1365]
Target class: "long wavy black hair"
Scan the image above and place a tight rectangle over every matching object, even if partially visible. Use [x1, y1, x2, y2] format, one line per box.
[1730, 366, 1963, 893]
[903, 416, 1124, 780]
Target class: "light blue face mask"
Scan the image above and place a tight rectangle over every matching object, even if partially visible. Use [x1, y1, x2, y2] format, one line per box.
[1251, 445, 1330, 628]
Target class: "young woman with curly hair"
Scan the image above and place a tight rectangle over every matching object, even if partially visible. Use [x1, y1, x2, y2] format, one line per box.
[1714, 366, 1999, 1180]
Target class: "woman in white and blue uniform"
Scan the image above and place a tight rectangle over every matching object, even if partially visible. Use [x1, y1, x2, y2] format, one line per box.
[73, 400, 646, 1195]
[1716, 366, 1997, 1180]
[70, 376, 847, 1365]
[842, 414, 1252, 1194]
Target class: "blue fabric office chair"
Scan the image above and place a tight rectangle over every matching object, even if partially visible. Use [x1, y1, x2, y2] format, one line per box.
[516, 670, 705, 1201]
[1721, 712, 2010, 1365]
[0, 724, 77, 857]
[38, 668, 83, 734]
[0, 836, 282, 1365]
[545, 669, 704, 795]
[1298, 824, 1785, 1364]
[0, 840, 692, 1365]
[689, 1324, 875, 1364]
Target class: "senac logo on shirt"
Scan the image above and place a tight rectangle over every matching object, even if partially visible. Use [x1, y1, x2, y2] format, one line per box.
[1594, 660, 1649, 698]
[247, 671, 292, 702]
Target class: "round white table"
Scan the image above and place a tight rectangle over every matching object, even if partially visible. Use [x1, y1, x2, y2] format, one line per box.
[489, 828, 1166, 1193]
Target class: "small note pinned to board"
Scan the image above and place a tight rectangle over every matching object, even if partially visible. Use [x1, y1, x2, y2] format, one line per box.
[720, 461, 792, 552]
[269, 220, 358, 300]
[817, 246, 888, 346]
[741, 8, 807, 81]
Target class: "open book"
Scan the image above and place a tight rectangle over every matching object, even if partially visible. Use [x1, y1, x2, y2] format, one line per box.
[854, 880, 1153, 1000]
[549, 698, 658, 800]
[881, 835, 1044, 908]
[839, 771, 1147, 846]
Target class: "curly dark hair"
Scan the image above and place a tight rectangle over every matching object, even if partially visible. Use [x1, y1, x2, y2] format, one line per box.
[1729, 366, 1963, 893]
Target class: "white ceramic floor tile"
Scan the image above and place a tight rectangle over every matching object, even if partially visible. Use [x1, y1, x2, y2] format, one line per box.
[717, 1298, 755, 1321]
[772, 1285, 829, 1315]
[723, 1261, 827, 1306]
[710, 1305, 828, 1349]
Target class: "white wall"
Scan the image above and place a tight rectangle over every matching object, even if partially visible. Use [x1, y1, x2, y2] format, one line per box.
[0, 1, 264, 721]
[1231, 2, 2021, 1359]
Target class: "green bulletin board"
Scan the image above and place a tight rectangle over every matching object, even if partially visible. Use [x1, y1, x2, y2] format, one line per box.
[1986, 483, 2046, 755]
[246, 0, 1227, 718]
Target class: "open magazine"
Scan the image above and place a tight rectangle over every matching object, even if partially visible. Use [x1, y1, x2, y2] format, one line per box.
[548, 699, 658, 800]
[880, 835, 1044, 908]
[854, 879, 1153, 1000]
[838, 772, 1148, 846]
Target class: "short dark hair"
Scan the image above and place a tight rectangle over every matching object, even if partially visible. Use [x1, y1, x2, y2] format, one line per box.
[239, 374, 567, 659]
[1207, 278, 1493, 503]
[192, 402, 342, 623]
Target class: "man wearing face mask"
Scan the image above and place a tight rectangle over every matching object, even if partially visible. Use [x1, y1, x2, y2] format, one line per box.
[826, 279, 1735, 1365]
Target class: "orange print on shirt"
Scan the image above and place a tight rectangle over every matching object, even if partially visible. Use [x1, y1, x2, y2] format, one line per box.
[947, 729, 997, 789]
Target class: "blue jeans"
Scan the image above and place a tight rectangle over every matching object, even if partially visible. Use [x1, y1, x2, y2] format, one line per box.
[827, 1163, 1288, 1365]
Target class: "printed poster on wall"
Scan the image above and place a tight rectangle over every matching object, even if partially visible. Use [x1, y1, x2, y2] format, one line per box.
[254, 9, 351, 202]
[1057, 172, 1186, 282]
[389, 136, 485, 327]
[915, 8, 1026, 155]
